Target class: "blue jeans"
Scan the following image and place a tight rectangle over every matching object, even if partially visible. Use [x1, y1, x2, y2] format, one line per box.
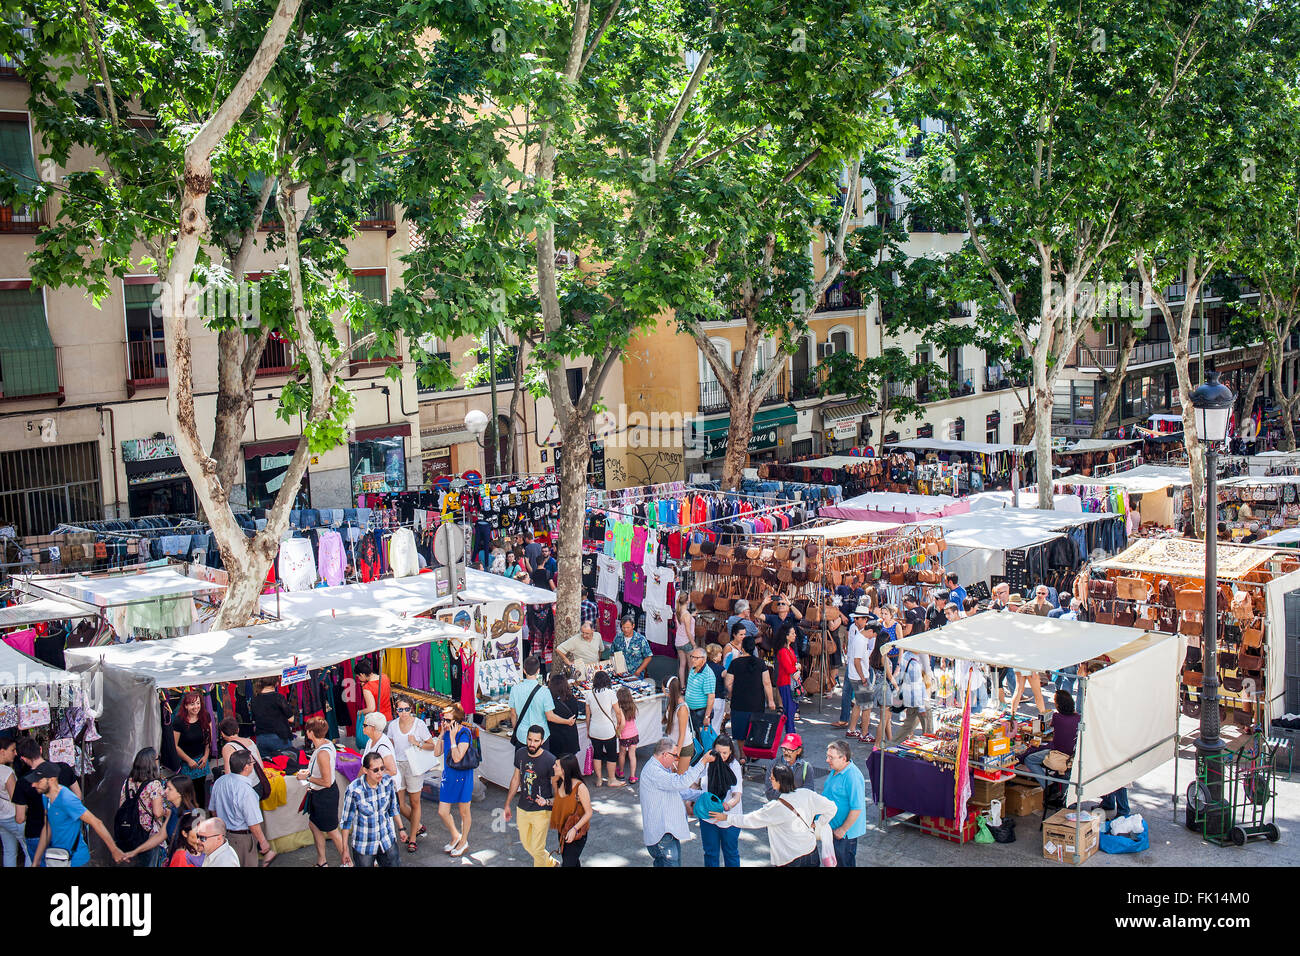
[257, 733, 294, 756]
[646, 833, 681, 867]
[700, 821, 739, 867]
[354, 843, 401, 867]
[779, 685, 796, 732]
[25, 837, 40, 865]
[0, 817, 28, 868]
[1054, 666, 1079, 697]
[833, 835, 858, 867]
[839, 677, 857, 723]
[1022, 750, 1050, 787]
[730, 711, 754, 745]
[1100, 788, 1130, 816]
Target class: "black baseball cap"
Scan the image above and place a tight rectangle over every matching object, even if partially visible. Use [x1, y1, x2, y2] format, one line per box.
[24, 761, 60, 784]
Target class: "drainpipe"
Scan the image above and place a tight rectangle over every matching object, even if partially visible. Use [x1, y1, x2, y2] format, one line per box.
[98, 406, 121, 518]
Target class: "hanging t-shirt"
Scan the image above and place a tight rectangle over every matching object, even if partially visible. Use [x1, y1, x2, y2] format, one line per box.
[623, 562, 647, 607]
[596, 598, 620, 643]
[630, 526, 648, 566]
[596, 554, 621, 601]
[317, 530, 347, 586]
[278, 537, 317, 591]
[581, 553, 598, 591]
[644, 566, 675, 611]
[644, 603, 671, 648]
[615, 521, 635, 563]
[389, 527, 419, 578]
[603, 525, 616, 558]
[431, 641, 454, 696]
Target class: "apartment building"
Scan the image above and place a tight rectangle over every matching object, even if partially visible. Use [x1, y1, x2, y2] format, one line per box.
[0, 76, 422, 537]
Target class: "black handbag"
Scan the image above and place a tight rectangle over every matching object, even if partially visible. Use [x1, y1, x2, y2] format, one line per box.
[446, 724, 481, 771]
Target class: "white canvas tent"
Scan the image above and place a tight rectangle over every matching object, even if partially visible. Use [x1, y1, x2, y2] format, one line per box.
[63, 609, 464, 824]
[22, 568, 224, 607]
[818, 491, 969, 522]
[904, 508, 1110, 586]
[892, 613, 1182, 801]
[260, 568, 555, 621]
[968, 490, 1083, 512]
[0, 638, 83, 699]
[888, 438, 1034, 456]
[0, 596, 95, 628]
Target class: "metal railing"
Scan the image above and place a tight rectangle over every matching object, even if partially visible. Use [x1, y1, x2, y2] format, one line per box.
[417, 352, 454, 394]
[126, 339, 168, 385]
[698, 367, 789, 414]
[0, 345, 62, 400]
[357, 199, 396, 230]
[983, 364, 1026, 390]
[1075, 333, 1235, 370]
[257, 335, 298, 374]
[817, 284, 863, 312]
[0, 202, 44, 232]
[948, 301, 972, 318]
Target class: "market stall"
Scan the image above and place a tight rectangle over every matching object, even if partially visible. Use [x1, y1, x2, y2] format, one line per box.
[1216, 475, 1300, 541]
[870, 613, 1181, 860]
[1052, 465, 1193, 529]
[16, 567, 225, 641]
[63, 608, 466, 852]
[1093, 537, 1300, 721]
[967, 490, 1084, 513]
[902, 507, 1123, 595]
[887, 438, 1034, 494]
[818, 491, 970, 523]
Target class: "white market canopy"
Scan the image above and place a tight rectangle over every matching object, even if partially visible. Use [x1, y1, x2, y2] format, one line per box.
[65, 608, 459, 688]
[1259, 528, 1300, 546]
[905, 507, 1110, 585]
[787, 455, 874, 471]
[0, 597, 95, 628]
[819, 491, 970, 522]
[1097, 538, 1278, 582]
[752, 518, 906, 540]
[0, 639, 82, 691]
[968, 490, 1083, 513]
[893, 612, 1181, 801]
[1060, 438, 1143, 454]
[1219, 474, 1300, 488]
[23, 569, 224, 608]
[889, 438, 1033, 456]
[1056, 464, 1193, 494]
[261, 567, 555, 621]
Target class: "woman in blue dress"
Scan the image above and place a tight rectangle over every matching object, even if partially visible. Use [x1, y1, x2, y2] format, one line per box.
[435, 704, 476, 858]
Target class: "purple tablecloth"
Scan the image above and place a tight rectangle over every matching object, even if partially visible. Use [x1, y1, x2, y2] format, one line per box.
[867, 749, 973, 819]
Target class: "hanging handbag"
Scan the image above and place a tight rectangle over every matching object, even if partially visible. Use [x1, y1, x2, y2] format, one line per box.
[1241, 626, 1264, 650]
[445, 724, 481, 771]
[1116, 576, 1152, 602]
[18, 689, 50, 730]
[1175, 588, 1205, 611]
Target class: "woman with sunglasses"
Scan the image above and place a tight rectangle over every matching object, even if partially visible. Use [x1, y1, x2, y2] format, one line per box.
[167, 808, 210, 867]
[388, 696, 436, 852]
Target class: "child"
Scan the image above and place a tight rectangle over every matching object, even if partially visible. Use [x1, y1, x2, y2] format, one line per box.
[615, 687, 639, 783]
[705, 643, 728, 732]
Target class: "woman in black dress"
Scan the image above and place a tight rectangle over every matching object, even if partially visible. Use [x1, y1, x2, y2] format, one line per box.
[171, 691, 212, 806]
[546, 673, 583, 759]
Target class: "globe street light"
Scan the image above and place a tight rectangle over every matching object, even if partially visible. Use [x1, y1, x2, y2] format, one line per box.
[1189, 370, 1234, 834]
[464, 409, 489, 473]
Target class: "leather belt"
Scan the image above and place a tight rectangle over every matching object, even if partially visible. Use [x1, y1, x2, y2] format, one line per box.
[229, 828, 251, 835]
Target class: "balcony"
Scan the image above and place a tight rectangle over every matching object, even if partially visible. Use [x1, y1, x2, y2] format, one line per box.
[1074, 332, 1237, 372]
[877, 202, 905, 228]
[984, 364, 1026, 390]
[0, 345, 64, 403]
[0, 201, 44, 233]
[357, 199, 397, 236]
[256, 334, 298, 375]
[0, 27, 31, 77]
[816, 284, 863, 313]
[125, 340, 168, 395]
[417, 352, 454, 395]
[698, 368, 789, 415]
[948, 301, 972, 318]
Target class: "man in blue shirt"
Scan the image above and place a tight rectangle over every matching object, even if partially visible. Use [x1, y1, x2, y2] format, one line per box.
[29, 762, 125, 866]
[945, 572, 967, 609]
[509, 655, 557, 746]
[724, 600, 760, 639]
[823, 741, 867, 867]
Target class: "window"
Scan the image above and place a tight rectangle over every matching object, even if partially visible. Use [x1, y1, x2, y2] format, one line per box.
[350, 271, 394, 362]
[566, 367, 585, 403]
[475, 342, 517, 385]
[987, 426, 998, 444]
[1105, 322, 1116, 347]
[829, 327, 852, 354]
[124, 281, 166, 383]
[349, 435, 406, 495]
[245, 452, 310, 510]
[0, 285, 58, 398]
[0, 113, 39, 229]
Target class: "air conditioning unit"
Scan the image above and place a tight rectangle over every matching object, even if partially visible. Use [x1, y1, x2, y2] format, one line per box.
[818, 343, 835, 360]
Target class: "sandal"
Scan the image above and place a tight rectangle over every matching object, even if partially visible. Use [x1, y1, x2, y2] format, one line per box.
[629, 775, 638, 783]
[417, 825, 428, 839]
[607, 780, 627, 788]
[315, 861, 328, 868]
[406, 840, 419, 853]
[831, 721, 850, 729]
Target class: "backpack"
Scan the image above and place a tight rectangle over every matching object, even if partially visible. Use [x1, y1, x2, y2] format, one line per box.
[113, 783, 151, 852]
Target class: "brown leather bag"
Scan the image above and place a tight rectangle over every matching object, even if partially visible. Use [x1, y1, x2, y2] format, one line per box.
[1241, 627, 1264, 650]
[1238, 651, 1264, 673]
[715, 545, 734, 561]
[1175, 588, 1205, 612]
[1183, 669, 1204, 687]
[1179, 613, 1204, 637]
[714, 591, 733, 613]
[1116, 576, 1152, 602]
[689, 590, 705, 607]
[691, 557, 707, 572]
[774, 546, 791, 562]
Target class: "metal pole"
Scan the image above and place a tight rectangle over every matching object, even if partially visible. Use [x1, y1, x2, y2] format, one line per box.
[1197, 440, 1227, 832]
[488, 325, 502, 478]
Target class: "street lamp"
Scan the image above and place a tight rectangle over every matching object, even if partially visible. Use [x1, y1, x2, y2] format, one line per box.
[1189, 370, 1234, 833]
[464, 409, 489, 473]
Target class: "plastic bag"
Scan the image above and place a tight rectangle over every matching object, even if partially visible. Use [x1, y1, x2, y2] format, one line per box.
[974, 814, 995, 844]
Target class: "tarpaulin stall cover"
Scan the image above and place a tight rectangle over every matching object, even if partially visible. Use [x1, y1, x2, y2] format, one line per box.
[1096, 538, 1277, 582]
[63, 609, 464, 829]
[819, 491, 971, 523]
[0, 638, 83, 695]
[260, 567, 556, 621]
[892, 613, 1182, 801]
[903, 508, 1111, 587]
[968, 491, 1083, 513]
[888, 438, 1034, 456]
[23, 568, 224, 606]
[0, 597, 94, 628]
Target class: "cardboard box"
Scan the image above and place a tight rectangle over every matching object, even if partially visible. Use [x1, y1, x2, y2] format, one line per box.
[1042, 809, 1100, 864]
[986, 735, 1011, 756]
[1004, 783, 1043, 817]
[971, 777, 1006, 804]
[917, 814, 978, 844]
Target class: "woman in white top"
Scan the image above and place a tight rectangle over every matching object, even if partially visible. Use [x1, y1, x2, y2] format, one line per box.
[694, 734, 744, 868]
[359, 711, 399, 790]
[295, 716, 346, 866]
[388, 695, 437, 852]
[663, 677, 694, 773]
[0, 736, 27, 868]
[584, 671, 624, 788]
[675, 594, 696, 686]
[710, 763, 837, 866]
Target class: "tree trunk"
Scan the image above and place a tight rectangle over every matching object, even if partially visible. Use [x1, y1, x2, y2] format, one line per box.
[1275, 343, 1297, 452]
[720, 388, 754, 491]
[1032, 346, 1054, 509]
[1171, 336, 1207, 536]
[1239, 358, 1267, 436]
[554, 416, 591, 642]
[1090, 324, 1137, 439]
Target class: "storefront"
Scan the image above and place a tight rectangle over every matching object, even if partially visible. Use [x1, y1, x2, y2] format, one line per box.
[822, 400, 871, 454]
[243, 439, 311, 511]
[691, 405, 797, 462]
[121, 436, 195, 517]
[348, 424, 410, 497]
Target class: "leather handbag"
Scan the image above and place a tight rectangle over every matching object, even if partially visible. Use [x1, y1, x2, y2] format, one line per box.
[715, 545, 734, 561]
[698, 592, 715, 610]
[1113, 606, 1137, 628]
[774, 545, 791, 562]
[1242, 627, 1264, 650]
[1179, 613, 1204, 637]
[1043, 750, 1073, 774]
[689, 589, 705, 607]
[691, 557, 707, 572]
[1175, 588, 1205, 612]
[1239, 651, 1263, 673]
[1116, 576, 1152, 602]
[1090, 578, 1117, 600]
[1182, 669, 1204, 687]
[714, 590, 733, 613]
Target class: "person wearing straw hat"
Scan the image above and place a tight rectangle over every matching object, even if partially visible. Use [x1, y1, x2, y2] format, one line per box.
[834, 602, 875, 730]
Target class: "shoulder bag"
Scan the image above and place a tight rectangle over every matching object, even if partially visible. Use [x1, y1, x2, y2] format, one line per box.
[445, 723, 480, 771]
[512, 683, 544, 748]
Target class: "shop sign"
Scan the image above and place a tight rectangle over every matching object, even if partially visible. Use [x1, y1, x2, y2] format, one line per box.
[280, 662, 309, 686]
[703, 425, 779, 459]
[916, 423, 934, 438]
[986, 411, 1001, 428]
[831, 420, 858, 440]
[359, 472, 387, 492]
[121, 436, 178, 462]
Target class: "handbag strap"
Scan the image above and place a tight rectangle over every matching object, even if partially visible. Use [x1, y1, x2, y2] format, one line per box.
[514, 682, 543, 744]
[777, 796, 814, 832]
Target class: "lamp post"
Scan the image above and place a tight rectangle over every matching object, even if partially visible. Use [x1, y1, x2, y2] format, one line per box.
[1189, 370, 1234, 832]
[464, 409, 489, 473]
